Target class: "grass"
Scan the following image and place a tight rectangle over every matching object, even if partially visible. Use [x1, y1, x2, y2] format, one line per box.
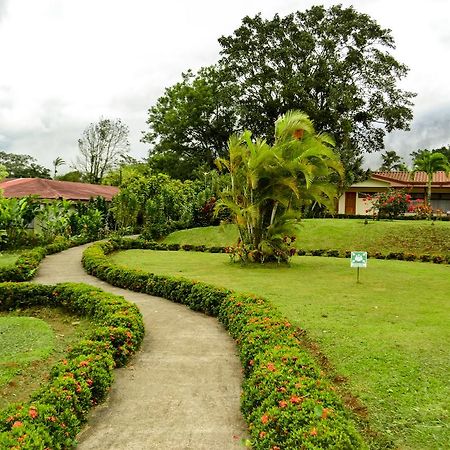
[0, 252, 19, 267]
[164, 219, 450, 255]
[109, 249, 450, 449]
[0, 307, 95, 409]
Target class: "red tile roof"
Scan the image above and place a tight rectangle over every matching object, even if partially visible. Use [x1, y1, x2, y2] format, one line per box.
[0, 178, 119, 201]
[372, 171, 450, 186]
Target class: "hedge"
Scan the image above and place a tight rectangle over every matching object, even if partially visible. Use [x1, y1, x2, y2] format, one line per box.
[0, 236, 94, 282]
[0, 282, 144, 449]
[82, 239, 367, 449]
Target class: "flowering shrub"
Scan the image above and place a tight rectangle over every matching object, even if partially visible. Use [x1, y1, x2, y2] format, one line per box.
[364, 189, 412, 219]
[408, 199, 432, 219]
[0, 282, 144, 448]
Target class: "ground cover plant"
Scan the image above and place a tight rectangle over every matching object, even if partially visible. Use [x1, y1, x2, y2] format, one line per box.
[163, 219, 450, 257]
[108, 247, 449, 450]
[0, 307, 94, 410]
[0, 253, 18, 268]
[83, 239, 367, 449]
[0, 282, 144, 448]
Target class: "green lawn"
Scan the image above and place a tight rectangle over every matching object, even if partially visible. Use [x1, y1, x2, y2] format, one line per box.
[0, 253, 19, 267]
[164, 219, 450, 255]
[0, 307, 95, 408]
[110, 249, 450, 449]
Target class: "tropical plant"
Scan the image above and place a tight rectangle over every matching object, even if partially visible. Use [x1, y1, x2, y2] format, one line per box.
[411, 150, 450, 211]
[216, 110, 343, 263]
[52, 157, 65, 179]
[365, 189, 412, 220]
[37, 200, 74, 242]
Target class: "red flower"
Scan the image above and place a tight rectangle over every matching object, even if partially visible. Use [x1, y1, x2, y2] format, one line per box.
[261, 414, 269, 424]
[267, 363, 276, 372]
[28, 407, 38, 419]
[279, 400, 288, 408]
[290, 395, 302, 404]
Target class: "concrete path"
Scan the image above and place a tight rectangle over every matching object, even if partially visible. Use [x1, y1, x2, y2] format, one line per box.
[33, 245, 248, 449]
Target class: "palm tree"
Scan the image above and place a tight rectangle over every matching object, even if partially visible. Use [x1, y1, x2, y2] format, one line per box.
[411, 151, 450, 210]
[216, 110, 343, 262]
[52, 157, 66, 179]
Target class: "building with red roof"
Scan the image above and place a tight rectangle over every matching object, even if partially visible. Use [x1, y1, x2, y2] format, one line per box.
[338, 171, 450, 215]
[0, 178, 119, 201]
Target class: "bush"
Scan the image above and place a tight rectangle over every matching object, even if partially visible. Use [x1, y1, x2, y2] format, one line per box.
[82, 239, 366, 448]
[0, 282, 144, 448]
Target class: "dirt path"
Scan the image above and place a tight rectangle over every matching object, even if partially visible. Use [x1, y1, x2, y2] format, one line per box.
[33, 245, 248, 449]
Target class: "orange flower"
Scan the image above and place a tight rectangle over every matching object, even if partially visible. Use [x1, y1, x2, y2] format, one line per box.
[310, 427, 318, 436]
[261, 414, 269, 424]
[267, 363, 276, 372]
[12, 421, 23, 428]
[28, 407, 38, 419]
[259, 431, 267, 438]
[278, 400, 288, 408]
[290, 395, 302, 404]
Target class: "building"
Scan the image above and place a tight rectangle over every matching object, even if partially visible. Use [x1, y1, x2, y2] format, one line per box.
[337, 171, 450, 215]
[0, 178, 119, 201]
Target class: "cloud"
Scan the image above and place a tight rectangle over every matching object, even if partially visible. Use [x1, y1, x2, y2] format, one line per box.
[0, 0, 7, 21]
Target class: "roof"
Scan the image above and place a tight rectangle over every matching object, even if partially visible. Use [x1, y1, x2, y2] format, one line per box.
[371, 171, 450, 187]
[0, 178, 119, 201]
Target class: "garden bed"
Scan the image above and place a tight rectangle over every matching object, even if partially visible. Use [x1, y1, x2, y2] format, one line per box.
[0, 282, 144, 449]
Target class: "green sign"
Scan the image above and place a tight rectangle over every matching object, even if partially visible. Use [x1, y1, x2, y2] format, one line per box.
[350, 251, 367, 268]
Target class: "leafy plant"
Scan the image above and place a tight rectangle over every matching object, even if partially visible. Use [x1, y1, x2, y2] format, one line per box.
[216, 110, 343, 263]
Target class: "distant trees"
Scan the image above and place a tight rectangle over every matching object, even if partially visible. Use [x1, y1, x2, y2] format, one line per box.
[0, 151, 50, 179]
[379, 150, 407, 171]
[75, 118, 130, 184]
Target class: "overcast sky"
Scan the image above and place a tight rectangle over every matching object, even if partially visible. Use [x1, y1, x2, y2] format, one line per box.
[0, 0, 449, 173]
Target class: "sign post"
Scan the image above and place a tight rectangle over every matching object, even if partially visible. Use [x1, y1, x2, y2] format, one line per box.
[350, 251, 367, 283]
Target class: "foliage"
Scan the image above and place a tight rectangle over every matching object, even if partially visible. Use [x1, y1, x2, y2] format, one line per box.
[0, 282, 144, 449]
[82, 239, 366, 448]
[0, 196, 40, 249]
[143, 66, 237, 179]
[0, 151, 51, 179]
[75, 118, 130, 184]
[216, 110, 342, 263]
[102, 160, 150, 186]
[112, 173, 200, 238]
[37, 200, 73, 241]
[56, 170, 83, 182]
[0, 164, 7, 181]
[411, 150, 450, 210]
[378, 150, 407, 171]
[364, 189, 412, 219]
[410, 145, 450, 163]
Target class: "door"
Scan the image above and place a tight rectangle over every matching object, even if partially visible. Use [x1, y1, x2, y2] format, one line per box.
[345, 192, 357, 215]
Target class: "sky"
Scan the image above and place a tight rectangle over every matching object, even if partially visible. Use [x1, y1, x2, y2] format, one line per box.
[0, 0, 449, 174]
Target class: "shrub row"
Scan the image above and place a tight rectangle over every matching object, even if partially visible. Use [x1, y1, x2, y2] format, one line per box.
[0, 236, 93, 282]
[296, 248, 450, 264]
[0, 282, 144, 449]
[82, 239, 366, 449]
[102, 236, 449, 265]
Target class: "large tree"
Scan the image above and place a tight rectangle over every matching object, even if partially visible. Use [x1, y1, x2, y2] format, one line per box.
[0, 151, 50, 179]
[142, 66, 237, 179]
[144, 5, 415, 184]
[76, 118, 130, 184]
[218, 5, 415, 179]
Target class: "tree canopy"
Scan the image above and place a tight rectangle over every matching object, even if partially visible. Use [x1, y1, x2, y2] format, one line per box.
[0, 151, 50, 179]
[143, 5, 415, 183]
[75, 118, 130, 184]
[379, 150, 407, 171]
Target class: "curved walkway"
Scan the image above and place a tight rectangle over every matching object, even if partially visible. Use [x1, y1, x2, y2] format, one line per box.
[33, 244, 248, 449]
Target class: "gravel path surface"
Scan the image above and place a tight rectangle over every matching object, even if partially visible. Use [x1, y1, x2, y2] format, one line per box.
[33, 244, 248, 449]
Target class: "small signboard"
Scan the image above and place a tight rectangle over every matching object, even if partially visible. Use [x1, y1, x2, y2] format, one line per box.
[350, 251, 367, 268]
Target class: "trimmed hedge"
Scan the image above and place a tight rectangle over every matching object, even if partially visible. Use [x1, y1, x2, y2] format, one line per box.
[82, 239, 366, 449]
[0, 282, 144, 449]
[0, 236, 94, 282]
